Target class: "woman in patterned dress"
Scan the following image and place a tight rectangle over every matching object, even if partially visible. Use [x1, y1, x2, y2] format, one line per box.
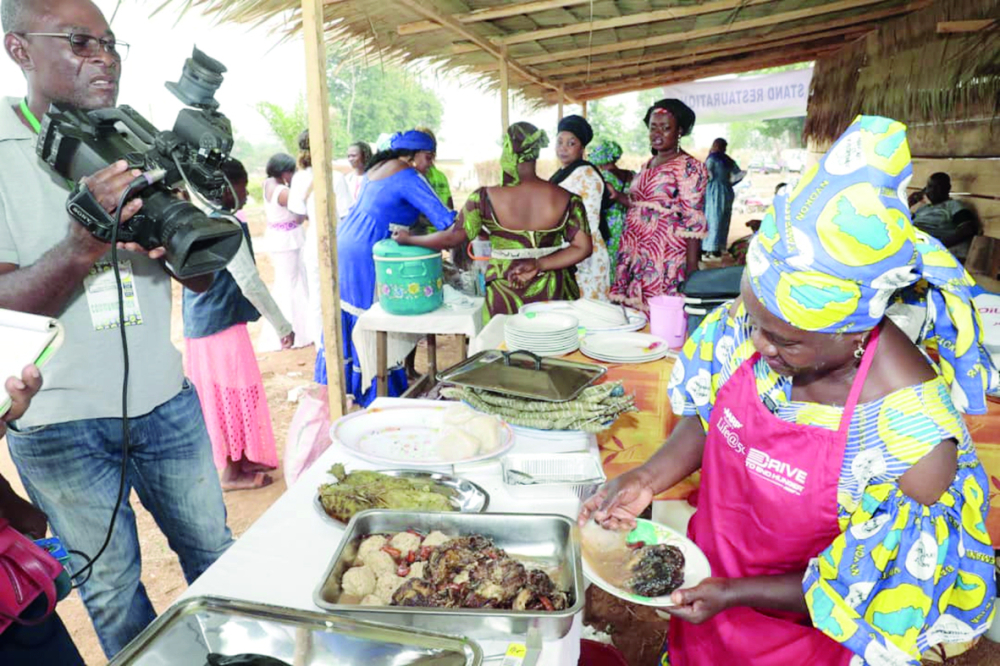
[551, 115, 612, 301]
[610, 99, 707, 311]
[395, 122, 592, 316]
[581, 117, 996, 666]
[589, 139, 634, 276]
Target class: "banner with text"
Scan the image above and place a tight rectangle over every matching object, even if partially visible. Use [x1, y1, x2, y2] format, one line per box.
[662, 67, 813, 124]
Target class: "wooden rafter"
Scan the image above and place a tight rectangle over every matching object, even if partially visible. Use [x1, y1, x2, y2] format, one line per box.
[476, 21, 872, 77]
[389, 0, 578, 103]
[499, 0, 782, 47]
[937, 19, 996, 33]
[553, 33, 862, 86]
[574, 47, 839, 100]
[396, 0, 591, 36]
[510, 0, 927, 67]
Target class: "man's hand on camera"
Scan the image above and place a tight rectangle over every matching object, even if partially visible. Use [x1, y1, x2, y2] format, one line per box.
[71, 161, 166, 260]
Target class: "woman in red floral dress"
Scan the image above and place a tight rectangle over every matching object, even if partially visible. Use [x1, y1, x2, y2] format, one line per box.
[611, 99, 708, 311]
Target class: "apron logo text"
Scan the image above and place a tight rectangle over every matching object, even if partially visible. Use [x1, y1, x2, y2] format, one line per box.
[717, 407, 746, 454]
[746, 448, 808, 495]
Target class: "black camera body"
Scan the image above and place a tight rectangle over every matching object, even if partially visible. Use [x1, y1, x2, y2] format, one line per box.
[35, 47, 243, 278]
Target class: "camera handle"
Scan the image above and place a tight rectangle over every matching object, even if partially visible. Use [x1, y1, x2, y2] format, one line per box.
[66, 183, 119, 242]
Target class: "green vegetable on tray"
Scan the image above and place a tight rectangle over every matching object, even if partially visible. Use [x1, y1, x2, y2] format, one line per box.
[318, 464, 456, 523]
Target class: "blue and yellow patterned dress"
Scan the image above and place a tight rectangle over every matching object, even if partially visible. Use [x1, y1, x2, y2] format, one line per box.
[666, 299, 996, 666]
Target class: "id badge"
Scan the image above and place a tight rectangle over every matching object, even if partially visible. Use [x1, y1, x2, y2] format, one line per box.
[83, 259, 144, 330]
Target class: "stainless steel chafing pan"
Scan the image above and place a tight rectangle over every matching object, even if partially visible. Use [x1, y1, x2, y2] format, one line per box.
[313, 510, 584, 641]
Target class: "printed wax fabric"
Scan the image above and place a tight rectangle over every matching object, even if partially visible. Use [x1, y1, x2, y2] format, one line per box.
[460, 187, 584, 316]
[745, 115, 993, 414]
[610, 154, 708, 309]
[667, 299, 995, 666]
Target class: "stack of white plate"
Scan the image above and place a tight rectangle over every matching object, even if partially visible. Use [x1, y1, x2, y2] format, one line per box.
[520, 300, 648, 333]
[580, 332, 673, 364]
[504, 312, 580, 356]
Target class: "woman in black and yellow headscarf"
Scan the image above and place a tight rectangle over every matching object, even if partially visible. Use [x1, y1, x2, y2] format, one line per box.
[395, 122, 593, 315]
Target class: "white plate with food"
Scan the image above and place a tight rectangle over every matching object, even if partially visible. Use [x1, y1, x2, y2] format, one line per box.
[580, 518, 711, 607]
[331, 403, 514, 467]
[580, 333, 672, 364]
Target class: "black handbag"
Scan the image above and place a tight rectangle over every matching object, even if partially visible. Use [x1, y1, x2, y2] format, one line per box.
[681, 266, 744, 333]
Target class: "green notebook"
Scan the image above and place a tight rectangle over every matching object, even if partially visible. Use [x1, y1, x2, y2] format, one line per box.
[0, 308, 63, 418]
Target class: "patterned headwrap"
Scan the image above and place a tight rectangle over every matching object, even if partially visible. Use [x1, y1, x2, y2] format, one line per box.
[390, 130, 436, 152]
[500, 121, 549, 186]
[589, 140, 623, 166]
[746, 115, 994, 414]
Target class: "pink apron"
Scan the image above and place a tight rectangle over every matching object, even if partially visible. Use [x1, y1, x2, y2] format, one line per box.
[669, 326, 881, 665]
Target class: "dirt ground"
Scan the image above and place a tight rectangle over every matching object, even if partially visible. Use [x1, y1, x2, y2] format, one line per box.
[3, 199, 1000, 665]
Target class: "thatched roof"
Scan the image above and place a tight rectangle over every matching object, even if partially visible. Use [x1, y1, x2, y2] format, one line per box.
[161, 0, 933, 104]
[804, 0, 1000, 144]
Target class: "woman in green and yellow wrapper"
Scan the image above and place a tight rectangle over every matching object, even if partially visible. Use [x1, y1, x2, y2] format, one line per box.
[394, 122, 593, 316]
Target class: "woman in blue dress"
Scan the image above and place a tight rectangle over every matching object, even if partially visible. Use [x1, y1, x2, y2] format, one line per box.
[315, 130, 455, 406]
[703, 138, 744, 260]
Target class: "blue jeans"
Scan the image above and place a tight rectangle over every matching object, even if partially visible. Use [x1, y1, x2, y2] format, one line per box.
[5, 381, 233, 658]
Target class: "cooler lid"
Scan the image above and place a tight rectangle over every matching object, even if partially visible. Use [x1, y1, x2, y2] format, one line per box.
[373, 239, 438, 259]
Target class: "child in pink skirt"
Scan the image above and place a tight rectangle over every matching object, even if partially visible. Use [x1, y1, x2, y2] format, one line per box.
[183, 159, 294, 490]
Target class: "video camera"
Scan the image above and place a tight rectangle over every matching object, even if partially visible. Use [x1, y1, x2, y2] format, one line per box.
[34, 46, 243, 278]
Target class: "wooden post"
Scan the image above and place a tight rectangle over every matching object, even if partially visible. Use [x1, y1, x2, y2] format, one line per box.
[581, 100, 588, 119]
[557, 84, 564, 120]
[499, 46, 510, 135]
[302, 0, 346, 419]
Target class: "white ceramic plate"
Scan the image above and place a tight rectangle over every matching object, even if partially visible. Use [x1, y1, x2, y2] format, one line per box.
[582, 518, 711, 607]
[330, 404, 514, 467]
[580, 335, 672, 364]
[505, 311, 579, 336]
[520, 301, 648, 334]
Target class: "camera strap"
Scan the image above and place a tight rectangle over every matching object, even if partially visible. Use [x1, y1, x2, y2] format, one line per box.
[66, 183, 119, 243]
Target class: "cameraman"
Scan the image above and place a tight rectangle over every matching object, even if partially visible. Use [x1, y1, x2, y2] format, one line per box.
[0, 0, 233, 658]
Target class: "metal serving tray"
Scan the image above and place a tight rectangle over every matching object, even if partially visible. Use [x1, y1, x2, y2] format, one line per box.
[437, 349, 606, 402]
[109, 596, 482, 666]
[313, 510, 584, 640]
[315, 469, 491, 527]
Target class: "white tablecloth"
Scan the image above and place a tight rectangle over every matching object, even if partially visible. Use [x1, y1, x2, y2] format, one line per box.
[179, 398, 589, 665]
[353, 292, 486, 386]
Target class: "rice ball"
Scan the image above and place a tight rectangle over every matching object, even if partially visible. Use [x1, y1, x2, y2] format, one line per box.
[390, 531, 422, 556]
[436, 428, 481, 461]
[422, 530, 451, 548]
[441, 403, 477, 426]
[468, 414, 502, 452]
[357, 535, 387, 565]
[341, 565, 375, 598]
[365, 549, 397, 578]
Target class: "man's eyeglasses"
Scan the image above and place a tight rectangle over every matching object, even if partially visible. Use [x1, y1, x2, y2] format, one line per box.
[16, 33, 129, 61]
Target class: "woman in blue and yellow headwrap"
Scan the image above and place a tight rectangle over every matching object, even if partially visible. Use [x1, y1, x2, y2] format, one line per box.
[580, 116, 995, 666]
[396, 121, 593, 316]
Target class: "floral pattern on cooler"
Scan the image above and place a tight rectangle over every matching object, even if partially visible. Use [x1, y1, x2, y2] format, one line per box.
[665, 299, 996, 665]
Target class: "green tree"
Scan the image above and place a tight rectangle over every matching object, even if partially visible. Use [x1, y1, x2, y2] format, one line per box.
[587, 98, 626, 143]
[327, 52, 443, 154]
[255, 98, 307, 155]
